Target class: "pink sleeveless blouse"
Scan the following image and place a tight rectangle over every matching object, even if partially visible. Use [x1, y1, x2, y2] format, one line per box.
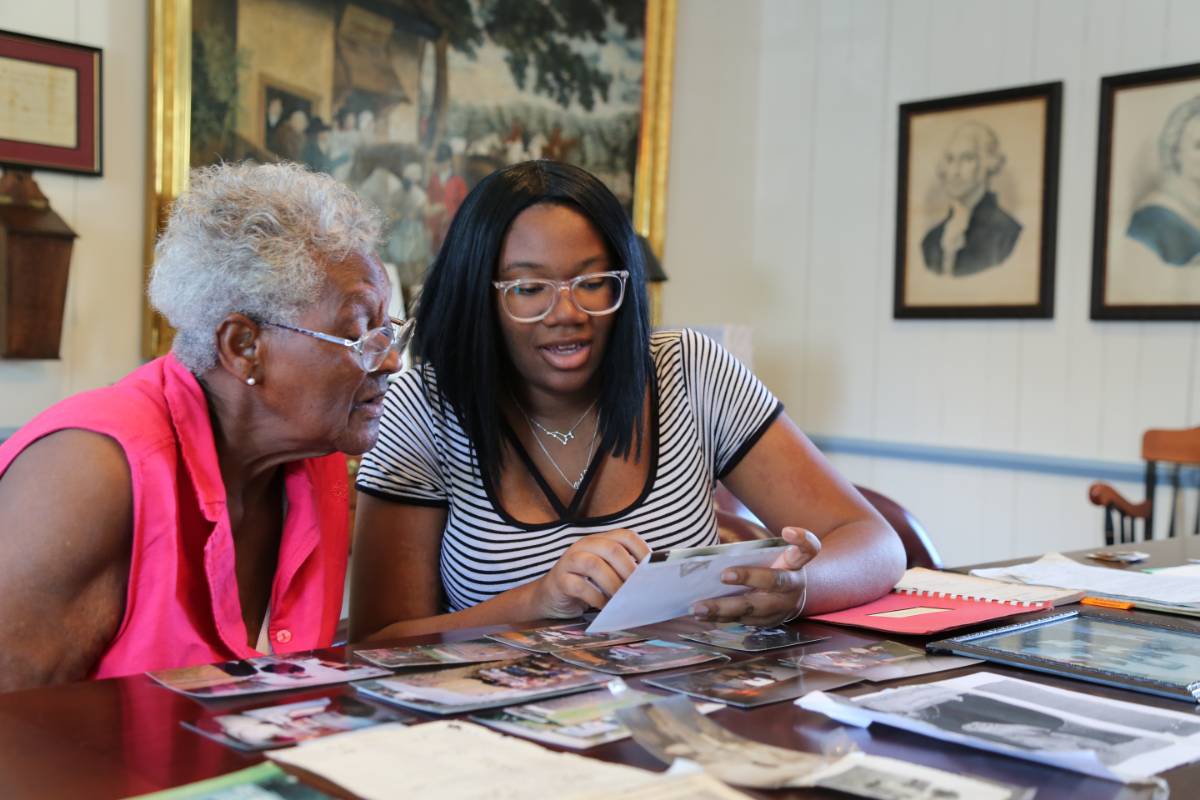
[0, 354, 350, 679]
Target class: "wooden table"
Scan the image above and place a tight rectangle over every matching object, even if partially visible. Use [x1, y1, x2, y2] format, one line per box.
[3, 539, 1199, 799]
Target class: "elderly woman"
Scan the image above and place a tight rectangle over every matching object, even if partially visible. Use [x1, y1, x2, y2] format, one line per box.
[0, 162, 410, 691]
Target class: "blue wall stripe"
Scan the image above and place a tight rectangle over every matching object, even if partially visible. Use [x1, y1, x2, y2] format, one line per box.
[808, 434, 1200, 488]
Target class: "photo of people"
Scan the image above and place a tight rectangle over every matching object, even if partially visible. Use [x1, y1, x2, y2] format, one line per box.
[680, 624, 827, 653]
[354, 654, 610, 714]
[1094, 64, 1200, 318]
[146, 655, 389, 698]
[487, 622, 644, 653]
[644, 656, 859, 708]
[552, 639, 726, 675]
[353, 638, 521, 669]
[188, 695, 414, 751]
[896, 83, 1060, 317]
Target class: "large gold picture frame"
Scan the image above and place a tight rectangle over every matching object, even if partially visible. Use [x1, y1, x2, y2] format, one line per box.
[144, 0, 676, 357]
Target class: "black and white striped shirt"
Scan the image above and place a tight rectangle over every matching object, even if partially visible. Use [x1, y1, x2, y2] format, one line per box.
[356, 329, 782, 612]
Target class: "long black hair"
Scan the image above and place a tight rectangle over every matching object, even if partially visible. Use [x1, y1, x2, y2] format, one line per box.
[413, 160, 652, 481]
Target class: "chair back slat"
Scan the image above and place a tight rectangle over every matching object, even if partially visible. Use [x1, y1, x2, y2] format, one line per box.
[1143, 427, 1200, 465]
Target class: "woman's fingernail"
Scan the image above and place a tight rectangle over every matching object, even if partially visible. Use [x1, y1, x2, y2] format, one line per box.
[692, 604, 709, 617]
[722, 570, 736, 583]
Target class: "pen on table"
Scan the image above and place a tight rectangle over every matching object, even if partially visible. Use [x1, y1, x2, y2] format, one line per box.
[1080, 596, 1133, 610]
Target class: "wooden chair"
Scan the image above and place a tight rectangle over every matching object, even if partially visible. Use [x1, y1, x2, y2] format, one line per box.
[1088, 426, 1200, 545]
[713, 483, 942, 569]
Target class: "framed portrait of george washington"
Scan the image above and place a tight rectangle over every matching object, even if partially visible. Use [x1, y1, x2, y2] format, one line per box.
[894, 82, 1062, 319]
[1092, 62, 1200, 321]
[145, 0, 676, 357]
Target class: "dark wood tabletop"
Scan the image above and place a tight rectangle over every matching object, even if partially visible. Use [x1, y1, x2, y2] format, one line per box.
[3, 539, 1198, 800]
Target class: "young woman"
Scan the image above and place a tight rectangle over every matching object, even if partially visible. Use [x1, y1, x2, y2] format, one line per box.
[351, 161, 904, 640]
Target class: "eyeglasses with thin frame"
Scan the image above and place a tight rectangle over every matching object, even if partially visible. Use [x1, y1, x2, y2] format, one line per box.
[258, 316, 415, 372]
[492, 270, 630, 323]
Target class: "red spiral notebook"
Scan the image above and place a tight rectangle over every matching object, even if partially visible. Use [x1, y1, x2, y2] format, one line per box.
[808, 568, 1084, 636]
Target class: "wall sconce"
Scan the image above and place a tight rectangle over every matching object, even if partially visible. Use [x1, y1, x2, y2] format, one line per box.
[0, 168, 77, 359]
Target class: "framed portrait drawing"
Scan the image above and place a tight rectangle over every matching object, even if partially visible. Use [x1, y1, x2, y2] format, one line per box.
[894, 82, 1062, 319]
[145, 0, 675, 357]
[1092, 63, 1200, 320]
[0, 29, 102, 175]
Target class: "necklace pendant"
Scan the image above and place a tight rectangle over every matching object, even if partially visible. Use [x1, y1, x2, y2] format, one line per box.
[546, 430, 574, 446]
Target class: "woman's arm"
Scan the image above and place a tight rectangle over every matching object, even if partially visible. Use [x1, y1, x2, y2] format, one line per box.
[349, 493, 650, 641]
[0, 431, 132, 690]
[693, 414, 905, 623]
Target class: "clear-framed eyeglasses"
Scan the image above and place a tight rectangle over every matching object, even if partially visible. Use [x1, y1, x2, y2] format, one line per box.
[258, 316, 415, 373]
[492, 270, 630, 323]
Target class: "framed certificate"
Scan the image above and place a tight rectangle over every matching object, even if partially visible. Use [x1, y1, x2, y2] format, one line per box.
[930, 608, 1200, 703]
[0, 30, 102, 175]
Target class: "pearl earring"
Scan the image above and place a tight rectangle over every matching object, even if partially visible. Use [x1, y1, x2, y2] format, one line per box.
[246, 377, 256, 386]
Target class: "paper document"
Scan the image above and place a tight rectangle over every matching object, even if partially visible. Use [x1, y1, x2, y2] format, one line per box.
[798, 671, 1200, 784]
[586, 537, 789, 633]
[972, 553, 1200, 609]
[268, 720, 745, 800]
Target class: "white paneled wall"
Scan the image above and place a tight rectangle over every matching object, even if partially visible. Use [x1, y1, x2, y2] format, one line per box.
[0, 0, 147, 428]
[664, 0, 1199, 567]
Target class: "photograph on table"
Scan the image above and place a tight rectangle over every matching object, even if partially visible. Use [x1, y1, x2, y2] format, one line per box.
[644, 656, 859, 708]
[1091, 61, 1200, 319]
[784, 640, 980, 682]
[185, 694, 416, 751]
[353, 653, 612, 714]
[929, 608, 1200, 702]
[470, 686, 720, 749]
[147, 654, 389, 698]
[679, 625, 828, 653]
[798, 671, 1200, 783]
[486, 622, 644, 653]
[552, 639, 727, 675]
[894, 82, 1061, 318]
[147, 0, 674, 355]
[353, 638, 521, 668]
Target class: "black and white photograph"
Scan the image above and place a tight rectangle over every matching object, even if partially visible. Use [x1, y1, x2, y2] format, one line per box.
[803, 671, 1200, 783]
[895, 82, 1061, 318]
[1092, 62, 1200, 319]
[856, 683, 1164, 767]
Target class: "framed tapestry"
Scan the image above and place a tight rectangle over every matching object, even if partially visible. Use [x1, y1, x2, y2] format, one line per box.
[145, 0, 675, 356]
[1092, 62, 1200, 321]
[894, 82, 1062, 319]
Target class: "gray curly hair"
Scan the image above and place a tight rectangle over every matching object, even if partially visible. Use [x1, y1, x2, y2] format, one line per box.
[149, 161, 383, 372]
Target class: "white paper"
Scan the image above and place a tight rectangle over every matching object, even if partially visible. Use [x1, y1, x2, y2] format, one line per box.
[798, 671, 1200, 783]
[896, 566, 1083, 606]
[269, 721, 689, 800]
[586, 539, 789, 633]
[972, 552, 1200, 608]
